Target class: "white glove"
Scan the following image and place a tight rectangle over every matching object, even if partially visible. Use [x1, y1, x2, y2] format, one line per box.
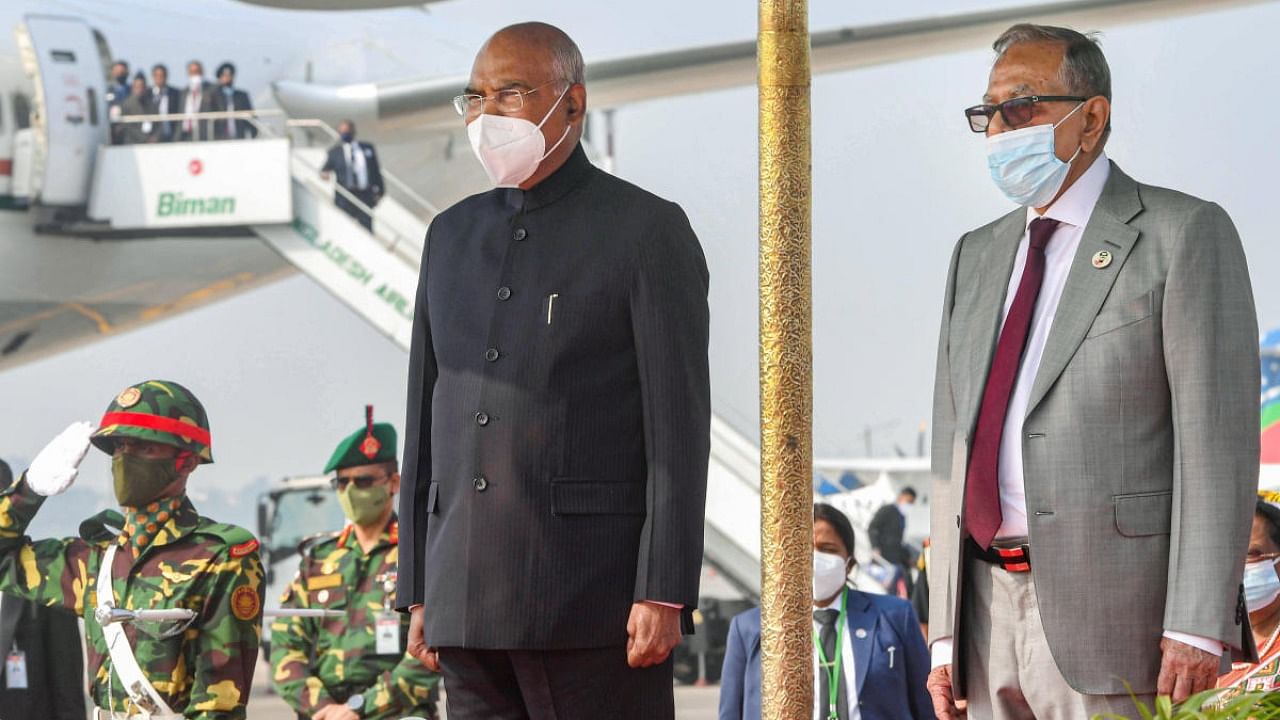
[26, 421, 96, 496]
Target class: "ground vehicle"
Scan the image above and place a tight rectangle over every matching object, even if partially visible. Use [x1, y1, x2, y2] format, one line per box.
[255, 474, 346, 657]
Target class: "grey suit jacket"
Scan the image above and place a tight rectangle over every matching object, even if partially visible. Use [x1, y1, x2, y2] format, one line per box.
[929, 161, 1259, 695]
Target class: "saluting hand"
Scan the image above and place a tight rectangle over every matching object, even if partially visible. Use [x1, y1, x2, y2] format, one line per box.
[26, 421, 95, 496]
[626, 602, 682, 668]
[406, 605, 440, 672]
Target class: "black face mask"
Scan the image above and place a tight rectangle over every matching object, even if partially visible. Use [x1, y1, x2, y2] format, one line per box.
[114, 72, 127, 85]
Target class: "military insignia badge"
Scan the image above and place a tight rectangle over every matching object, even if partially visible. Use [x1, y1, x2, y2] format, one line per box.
[116, 387, 142, 408]
[231, 585, 260, 621]
[230, 539, 260, 558]
[360, 435, 381, 459]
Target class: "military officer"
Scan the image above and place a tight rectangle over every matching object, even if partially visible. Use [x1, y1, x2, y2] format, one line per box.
[270, 407, 438, 720]
[0, 379, 264, 719]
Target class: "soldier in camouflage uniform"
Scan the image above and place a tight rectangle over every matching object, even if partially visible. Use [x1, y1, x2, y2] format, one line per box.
[270, 407, 439, 719]
[0, 380, 263, 719]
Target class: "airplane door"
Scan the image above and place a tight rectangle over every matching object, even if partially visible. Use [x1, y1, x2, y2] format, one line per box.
[14, 15, 108, 206]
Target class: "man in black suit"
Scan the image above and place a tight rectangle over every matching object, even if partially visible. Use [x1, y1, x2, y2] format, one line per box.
[320, 120, 383, 232]
[0, 460, 85, 720]
[179, 60, 217, 141]
[211, 62, 256, 140]
[868, 486, 916, 568]
[397, 22, 710, 720]
[148, 63, 182, 142]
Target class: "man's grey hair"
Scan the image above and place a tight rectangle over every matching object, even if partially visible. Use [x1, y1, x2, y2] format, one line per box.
[994, 23, 1111, 101]
[495, 22, 586, 85]
[550, 33, 585, 85]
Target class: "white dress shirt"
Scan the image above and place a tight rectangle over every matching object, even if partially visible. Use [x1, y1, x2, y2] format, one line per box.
[813, 590, 860, 720]
[930, 153, 1221, 668]
[344, 142, 369, 190]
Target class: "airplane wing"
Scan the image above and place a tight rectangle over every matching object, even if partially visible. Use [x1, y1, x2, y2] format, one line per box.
[273, 0, 1271, 130]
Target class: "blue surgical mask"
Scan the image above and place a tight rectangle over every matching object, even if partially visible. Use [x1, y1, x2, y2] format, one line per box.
[986, 102, 1085, 208]
[1244, 558, 1280, 613]
[340, 132, 354, 143]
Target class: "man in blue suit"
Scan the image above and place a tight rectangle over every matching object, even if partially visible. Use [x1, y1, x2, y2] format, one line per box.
[719, 504, 931, 720]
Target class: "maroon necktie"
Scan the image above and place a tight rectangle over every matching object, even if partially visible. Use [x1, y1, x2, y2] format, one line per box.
[964, 217, 1061, 549]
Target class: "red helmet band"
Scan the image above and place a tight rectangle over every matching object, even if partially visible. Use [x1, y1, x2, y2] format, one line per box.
[99, 412, 211, 446]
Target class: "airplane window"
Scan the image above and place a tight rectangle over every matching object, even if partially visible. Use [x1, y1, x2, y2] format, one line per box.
[50, 50, 76, 64]
[11, 94, 30, 130]
[86, 88, 98, 126]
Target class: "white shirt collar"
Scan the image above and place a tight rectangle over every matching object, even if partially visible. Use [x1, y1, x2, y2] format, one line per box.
[1026, 151, 1110, 231]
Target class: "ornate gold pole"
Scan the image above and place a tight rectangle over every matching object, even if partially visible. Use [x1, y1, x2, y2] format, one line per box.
[758, 1, 812, 719]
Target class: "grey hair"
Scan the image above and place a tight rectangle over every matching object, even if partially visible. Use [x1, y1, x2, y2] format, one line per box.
[993, 23, 1111, 101]
[550, 34, 585, 85]
[494, 22, 585, 85]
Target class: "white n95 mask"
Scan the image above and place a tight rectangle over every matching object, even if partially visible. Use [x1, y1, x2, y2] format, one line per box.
[813, 551, 849, 602]
[467, 85, 572, 188]
[986, 101, 1084, 208]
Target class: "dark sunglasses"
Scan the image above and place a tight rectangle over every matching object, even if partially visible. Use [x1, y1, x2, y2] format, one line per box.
[964, 95, 1088, 133]
[331, 473, 388, 490]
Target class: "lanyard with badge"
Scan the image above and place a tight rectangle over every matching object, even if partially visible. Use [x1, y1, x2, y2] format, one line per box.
[375, 572, 401, 655]
[812, 589, 848, 720]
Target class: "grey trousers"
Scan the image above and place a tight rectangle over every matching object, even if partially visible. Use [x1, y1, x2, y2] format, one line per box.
[964, 554, 1155, 719]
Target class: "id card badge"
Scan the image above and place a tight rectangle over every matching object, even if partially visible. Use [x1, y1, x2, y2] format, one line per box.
[5, 650, 27, 689]
[375, 612, 401, 655]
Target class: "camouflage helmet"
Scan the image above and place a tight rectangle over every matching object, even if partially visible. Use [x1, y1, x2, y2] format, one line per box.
[90, 380, 213, 463]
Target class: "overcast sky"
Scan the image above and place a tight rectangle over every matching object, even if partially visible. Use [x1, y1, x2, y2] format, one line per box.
[3, 0, 1278, 531]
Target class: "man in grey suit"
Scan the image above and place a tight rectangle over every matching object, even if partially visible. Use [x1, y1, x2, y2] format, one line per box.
[398, 22, 710, 720]
[927, 24, 1258, 718]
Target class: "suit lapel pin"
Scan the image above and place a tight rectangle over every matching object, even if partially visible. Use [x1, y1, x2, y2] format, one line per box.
[855, 628, 868, 639]
[1092, 250, 1113, 269]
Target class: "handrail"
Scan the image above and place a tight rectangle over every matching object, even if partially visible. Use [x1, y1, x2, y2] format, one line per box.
[284, 117, 440, 217]
[110, 108, 285, 124]
[288, 149, 423, 264]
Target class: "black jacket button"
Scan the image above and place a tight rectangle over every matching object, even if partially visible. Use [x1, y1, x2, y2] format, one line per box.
[475, 412, 490, 426]
[485, 348, 500, 362]
[474, 476, 488, 491]
[513, 227, 528, 241]
[497, 287, 512, 301]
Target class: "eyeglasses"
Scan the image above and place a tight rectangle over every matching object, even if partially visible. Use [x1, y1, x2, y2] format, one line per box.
[331, 473, 389, 490]
[964, 95, 1089, 133]
[452, 80, 568, 117]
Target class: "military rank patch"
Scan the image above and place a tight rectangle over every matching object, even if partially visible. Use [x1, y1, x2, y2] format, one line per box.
[307, 574, 342, 591]
[360, 434, 381, 459]
[116, 387, 142, 408]
[230, 539, 260, 558]
[231, 586, 260, 621]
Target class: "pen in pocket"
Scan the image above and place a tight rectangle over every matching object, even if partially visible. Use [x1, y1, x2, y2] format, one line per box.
[547, 293, 559, 325]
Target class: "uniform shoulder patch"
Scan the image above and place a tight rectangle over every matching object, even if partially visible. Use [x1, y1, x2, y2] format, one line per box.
[229, 539, 259, 558]
[231, 585, 261, 621]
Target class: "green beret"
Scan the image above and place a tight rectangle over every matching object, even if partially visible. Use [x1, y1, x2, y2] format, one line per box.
[325, 406, 398, 473]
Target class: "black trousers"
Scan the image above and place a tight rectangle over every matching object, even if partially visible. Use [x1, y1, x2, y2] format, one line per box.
[439, 646, 674, 720]
[335, 188, 377, 231]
